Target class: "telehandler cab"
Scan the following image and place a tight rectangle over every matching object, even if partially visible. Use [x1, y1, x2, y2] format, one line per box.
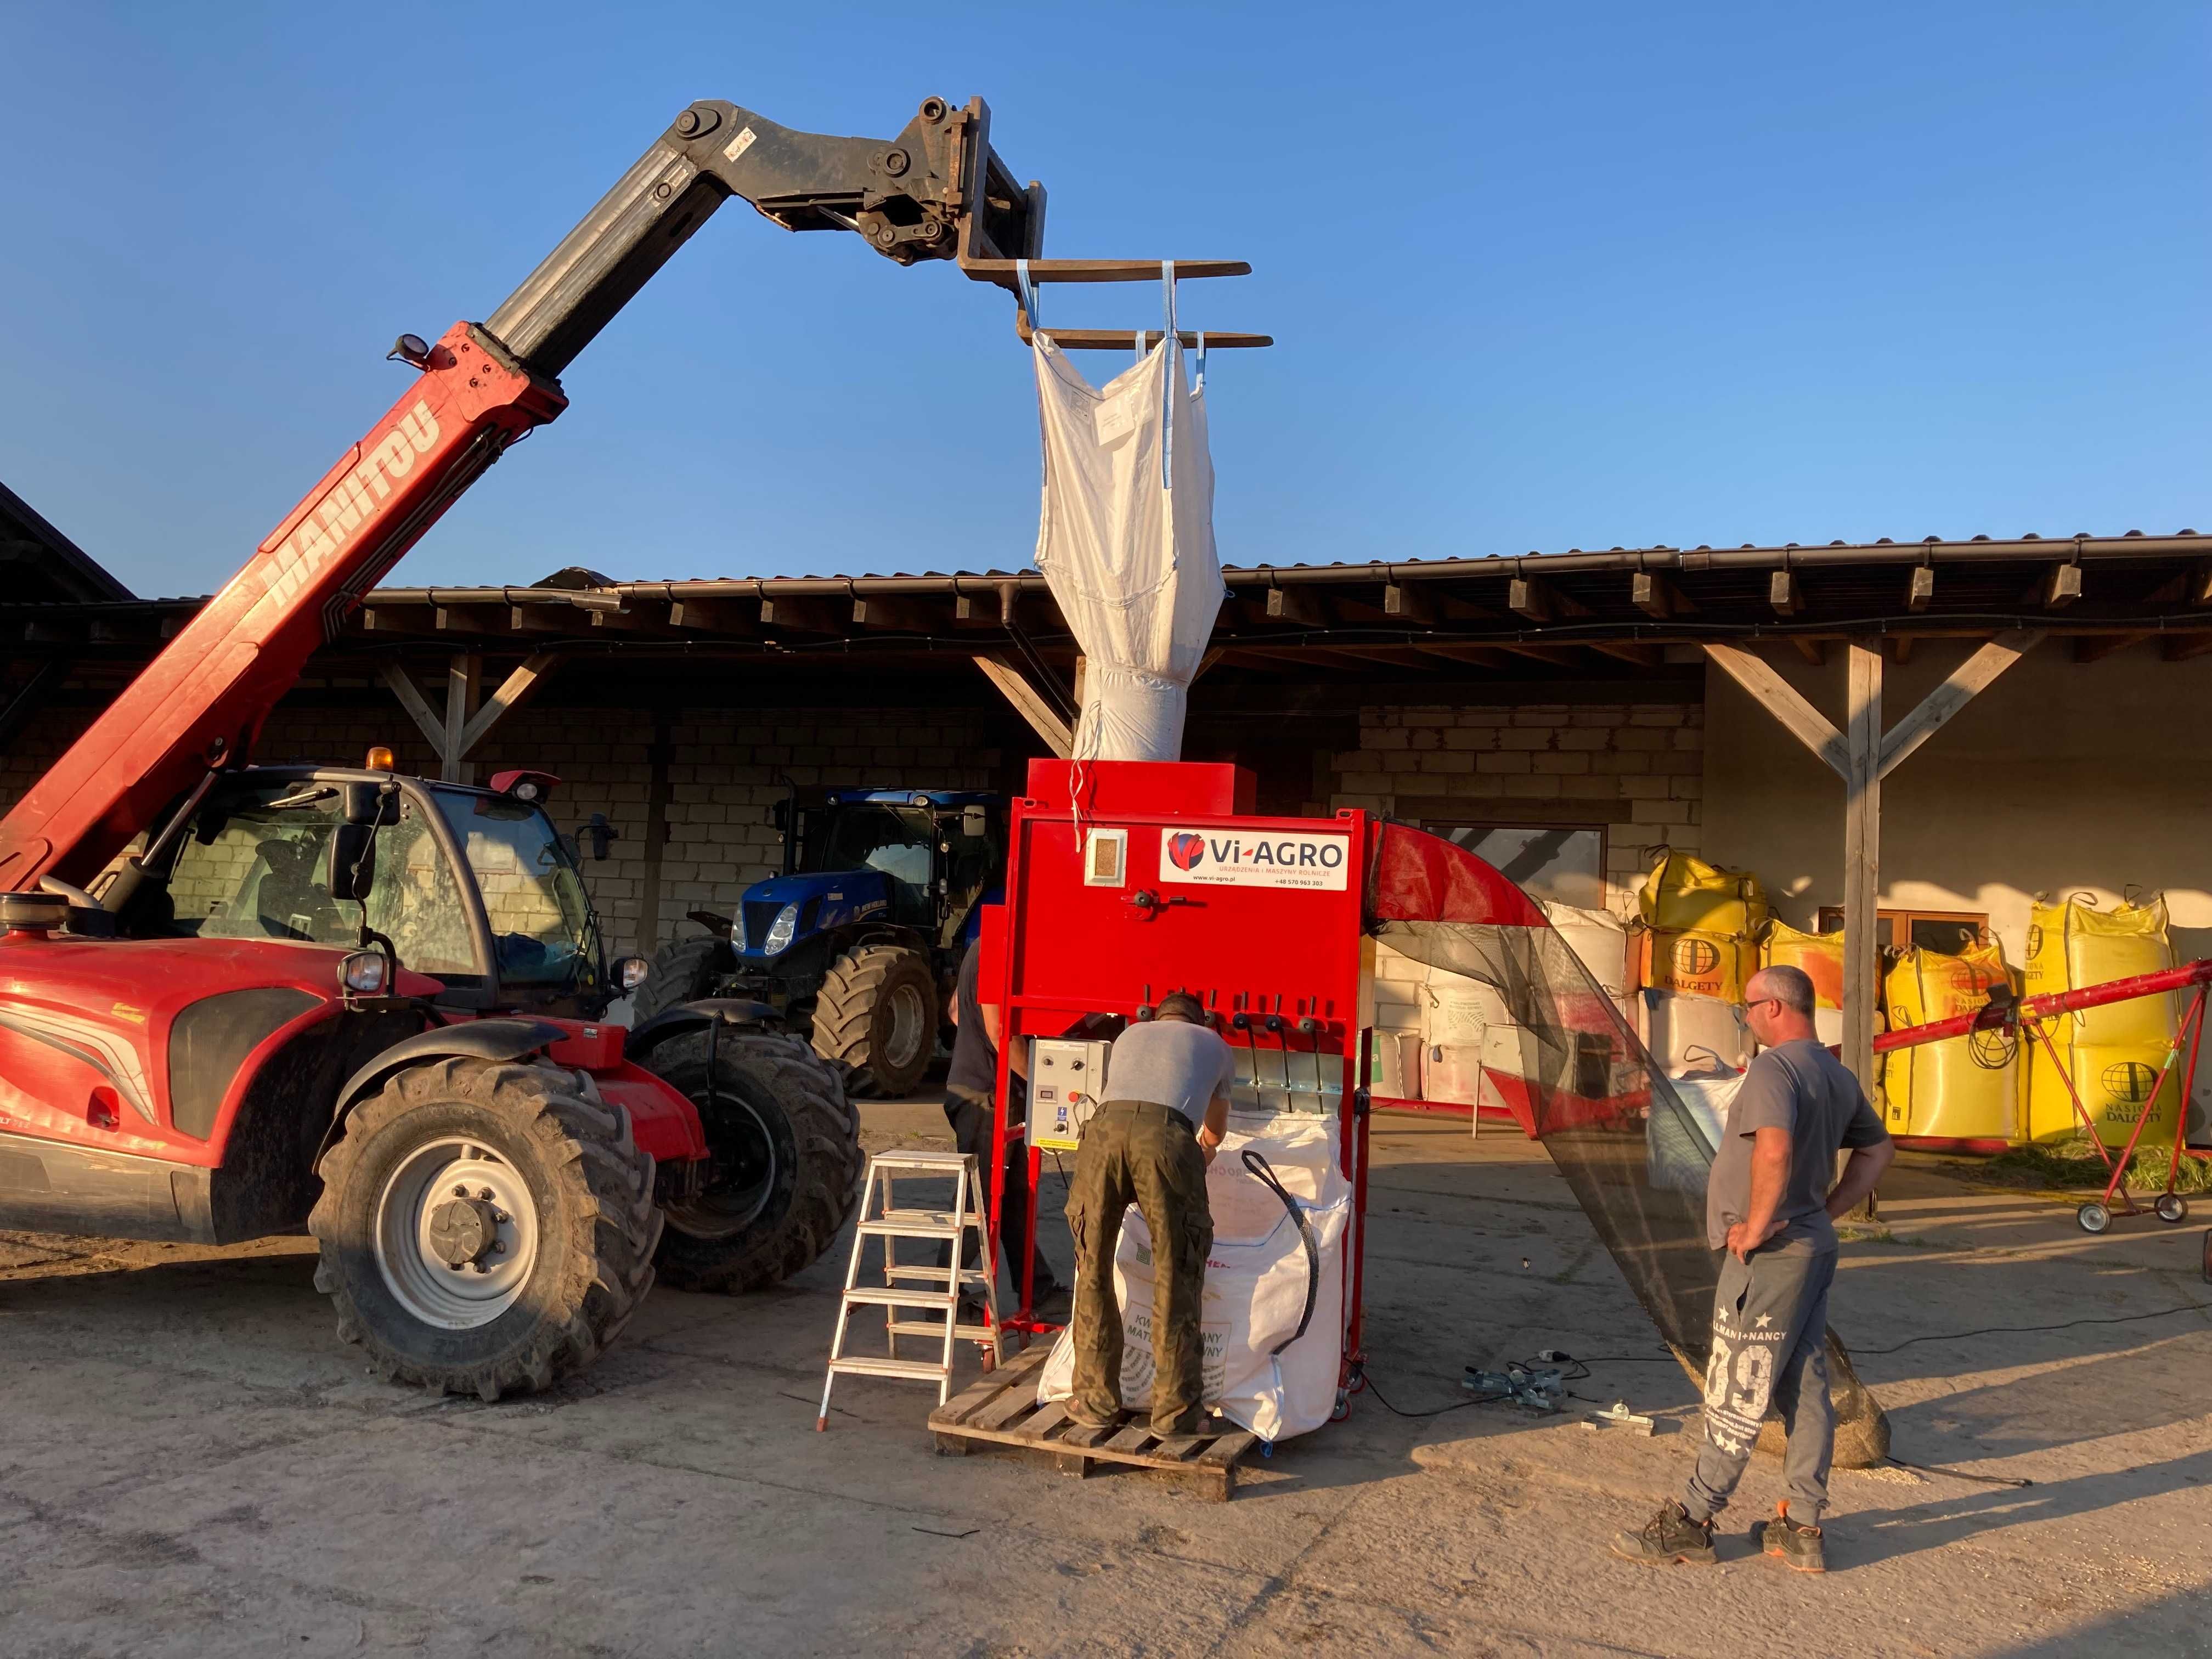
[0, 95, 1243, 1397]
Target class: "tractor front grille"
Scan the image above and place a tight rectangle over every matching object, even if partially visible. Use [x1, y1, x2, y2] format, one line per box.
[742, 901, 785, 950]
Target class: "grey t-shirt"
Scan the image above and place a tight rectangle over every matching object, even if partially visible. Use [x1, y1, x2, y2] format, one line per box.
[1705, 1038, 1889, 1250]
[1104, 1018, 1236, 1127]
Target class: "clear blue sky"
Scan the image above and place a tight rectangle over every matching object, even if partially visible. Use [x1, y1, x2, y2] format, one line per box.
[2, 2, 2203, 599]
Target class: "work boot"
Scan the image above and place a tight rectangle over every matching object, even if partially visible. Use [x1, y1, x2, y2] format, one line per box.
[1066, 1398, 1122, 1430]
[1752, 1503, 1826, 1573]
[1149, 1406, 1210, 1438]
[1609, 1500, 1717, 1567]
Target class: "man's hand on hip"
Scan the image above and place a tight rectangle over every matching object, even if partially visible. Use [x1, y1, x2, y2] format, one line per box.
[1725, 1217, 1785, 1261]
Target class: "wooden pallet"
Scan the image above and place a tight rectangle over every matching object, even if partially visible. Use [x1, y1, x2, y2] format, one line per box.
[927, 1344, 1261, 1502]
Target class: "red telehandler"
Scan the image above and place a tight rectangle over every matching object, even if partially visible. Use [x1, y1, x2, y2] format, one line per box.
[0, 97, 1053, 1400]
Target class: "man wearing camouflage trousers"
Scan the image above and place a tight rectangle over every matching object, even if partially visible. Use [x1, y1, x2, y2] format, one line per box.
[1066, 991, 1234, 1436]
[1614, 964, 1894, 1573]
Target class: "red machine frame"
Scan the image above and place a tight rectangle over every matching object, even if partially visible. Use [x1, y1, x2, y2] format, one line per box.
[974, 760, 1375, 1385]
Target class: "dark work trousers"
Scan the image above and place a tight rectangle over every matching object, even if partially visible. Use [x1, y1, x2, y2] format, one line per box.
[941, 1087, 1056, 1294]
[1685, 1235, 1839, 1522]
[1066, 1099, 1215, 1436]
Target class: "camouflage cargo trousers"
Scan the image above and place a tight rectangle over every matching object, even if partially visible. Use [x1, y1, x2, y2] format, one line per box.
[1066, 1099, 1214, 1435]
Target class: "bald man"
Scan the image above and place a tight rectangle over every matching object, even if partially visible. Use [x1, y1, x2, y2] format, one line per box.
[1614, 963, 1894, 1573]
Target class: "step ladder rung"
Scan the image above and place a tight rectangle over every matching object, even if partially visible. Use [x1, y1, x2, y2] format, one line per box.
[841, 1286, 958, 1309]
[857, 1220, 963, 1239]
[881, 1208, 972, 1228]
[825, 1356, 957, 1381]
[867, 1152, 974, 1170]
[883, 1264, 991, 1286]
[887, 1318, 998, 1340]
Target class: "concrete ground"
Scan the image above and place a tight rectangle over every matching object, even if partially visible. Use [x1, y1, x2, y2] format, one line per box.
[3, 1102, 2210, 1658]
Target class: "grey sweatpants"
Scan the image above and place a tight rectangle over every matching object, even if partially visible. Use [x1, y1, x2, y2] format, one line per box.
[1684, 1235, 1838, 1523]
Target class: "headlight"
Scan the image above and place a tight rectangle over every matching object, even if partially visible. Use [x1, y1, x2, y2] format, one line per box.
[613, 955, 651, 992]
[763, 902, 800, 956]
[338, 950, 388, 995]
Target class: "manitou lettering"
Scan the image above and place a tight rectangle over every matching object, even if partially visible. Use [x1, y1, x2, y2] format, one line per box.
[271, 400, 442, 577]
[1159, 828, 1350, 891]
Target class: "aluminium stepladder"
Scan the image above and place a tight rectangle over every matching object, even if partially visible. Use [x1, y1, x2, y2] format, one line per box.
[816, 1149, 1005, 1429]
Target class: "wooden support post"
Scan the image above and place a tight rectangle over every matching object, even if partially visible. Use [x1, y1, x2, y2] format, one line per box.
[441, 655, 481, 784]
[1841, 639, 1882, 1098]
[636, 711, 673, 957]
[383, 652, 559, 785]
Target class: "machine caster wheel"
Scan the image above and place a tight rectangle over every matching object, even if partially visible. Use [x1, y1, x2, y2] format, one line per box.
[2077, 1203, 2112, 1234]
[2155, 1194, 2189, 1225]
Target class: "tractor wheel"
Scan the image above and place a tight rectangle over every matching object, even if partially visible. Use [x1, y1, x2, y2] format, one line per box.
[811, 943, 939, 1097]
[308, 1056, 661, 1401]
[641, 1026, 863, 1293]
[630, 934, 735, 1026]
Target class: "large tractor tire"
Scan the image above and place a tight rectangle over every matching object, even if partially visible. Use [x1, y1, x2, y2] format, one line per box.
[811, 943, 939, 1097]
[640, 1026, 862, 1293]
[308, 1056, 661, 1401]
[631, 934, 734, 1026]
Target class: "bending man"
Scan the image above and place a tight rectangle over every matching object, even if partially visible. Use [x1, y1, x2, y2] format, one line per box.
[1614, 963, 1894, 1573]
[1066, 991, 1233, 1436]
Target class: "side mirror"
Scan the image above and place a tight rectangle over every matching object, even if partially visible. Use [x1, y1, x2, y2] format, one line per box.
[771, 800, 790, 833]
[577, 813, 618, 861]
[328, 821, 377, 902]
[961, 806, 988, 838]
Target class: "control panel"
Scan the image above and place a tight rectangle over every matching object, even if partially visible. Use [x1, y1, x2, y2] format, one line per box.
[1026, 1037, 1112, 1152]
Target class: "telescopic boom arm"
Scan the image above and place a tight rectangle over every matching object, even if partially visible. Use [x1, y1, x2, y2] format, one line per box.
[0, 98, 1041, 891]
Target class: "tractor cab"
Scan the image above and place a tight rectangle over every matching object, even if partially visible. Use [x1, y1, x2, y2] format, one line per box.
[127, 764, 637, 1020]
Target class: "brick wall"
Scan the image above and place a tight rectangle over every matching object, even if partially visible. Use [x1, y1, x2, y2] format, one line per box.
[1327, 699, 1706, 917]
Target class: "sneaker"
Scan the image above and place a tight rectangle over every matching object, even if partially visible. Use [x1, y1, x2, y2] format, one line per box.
[1610, 1500, 1717, 1567]
[1031, 1280, 1072, 1321]
[1752, 1503, 1826, 1573]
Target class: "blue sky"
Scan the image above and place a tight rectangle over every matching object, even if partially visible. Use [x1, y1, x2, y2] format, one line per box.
[1, 2, 2203, 599]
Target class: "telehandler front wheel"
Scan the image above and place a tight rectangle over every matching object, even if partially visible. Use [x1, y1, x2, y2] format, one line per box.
[309, 1056, 661, 1401]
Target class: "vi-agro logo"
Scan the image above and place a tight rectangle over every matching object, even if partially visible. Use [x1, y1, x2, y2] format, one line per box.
[1158, 830, 1351, 891]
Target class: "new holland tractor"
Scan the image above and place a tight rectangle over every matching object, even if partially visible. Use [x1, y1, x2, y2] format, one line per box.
[634, 789, 1007, 1097]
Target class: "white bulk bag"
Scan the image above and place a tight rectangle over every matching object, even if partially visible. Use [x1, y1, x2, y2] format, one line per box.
[1039, 1110, 1349, 1442]
[1029, 275, 1223, 764]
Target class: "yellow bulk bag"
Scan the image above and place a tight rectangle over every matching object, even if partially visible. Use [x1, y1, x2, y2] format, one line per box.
[2069, 1043, 2180, 1148]
[1880, 944, 2017, 1143]
[2023, 895, 2177, 1141]
[1638, 849, 1769, 937]
[1763, 921, 1846, 1011]
[1640, 927, 1756, 1002]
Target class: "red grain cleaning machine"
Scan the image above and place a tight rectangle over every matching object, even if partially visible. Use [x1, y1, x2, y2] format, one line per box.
[972, 758, 1895, 1444]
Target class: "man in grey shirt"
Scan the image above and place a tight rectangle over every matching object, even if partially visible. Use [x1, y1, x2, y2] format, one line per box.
[1064, 991, 1235, 1435]
[1613, 964, 1893, 1573]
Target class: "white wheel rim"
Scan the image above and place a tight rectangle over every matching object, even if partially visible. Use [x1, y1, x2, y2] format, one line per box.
[373, 1137, 541, 1330]
[883, 981, 927, 1071]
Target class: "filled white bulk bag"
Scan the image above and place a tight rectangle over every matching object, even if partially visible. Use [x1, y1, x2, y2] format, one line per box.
[1644, 988, 1750, 1076]
[1039, 1109, 1349, 1442]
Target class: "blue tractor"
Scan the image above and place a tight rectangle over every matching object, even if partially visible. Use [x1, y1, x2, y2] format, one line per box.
[634, 789, 1006, 1096]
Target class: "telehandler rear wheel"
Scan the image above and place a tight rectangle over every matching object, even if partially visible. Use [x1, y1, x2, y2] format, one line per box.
[631, 934, 734, 1026]
[643, 1026, 863, 1293]
[309, 1057, 661, 1401]
[812, 943, 938, 1097]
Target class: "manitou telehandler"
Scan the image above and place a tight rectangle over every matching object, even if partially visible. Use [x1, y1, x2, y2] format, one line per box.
[0, 95, 1204, 1400]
